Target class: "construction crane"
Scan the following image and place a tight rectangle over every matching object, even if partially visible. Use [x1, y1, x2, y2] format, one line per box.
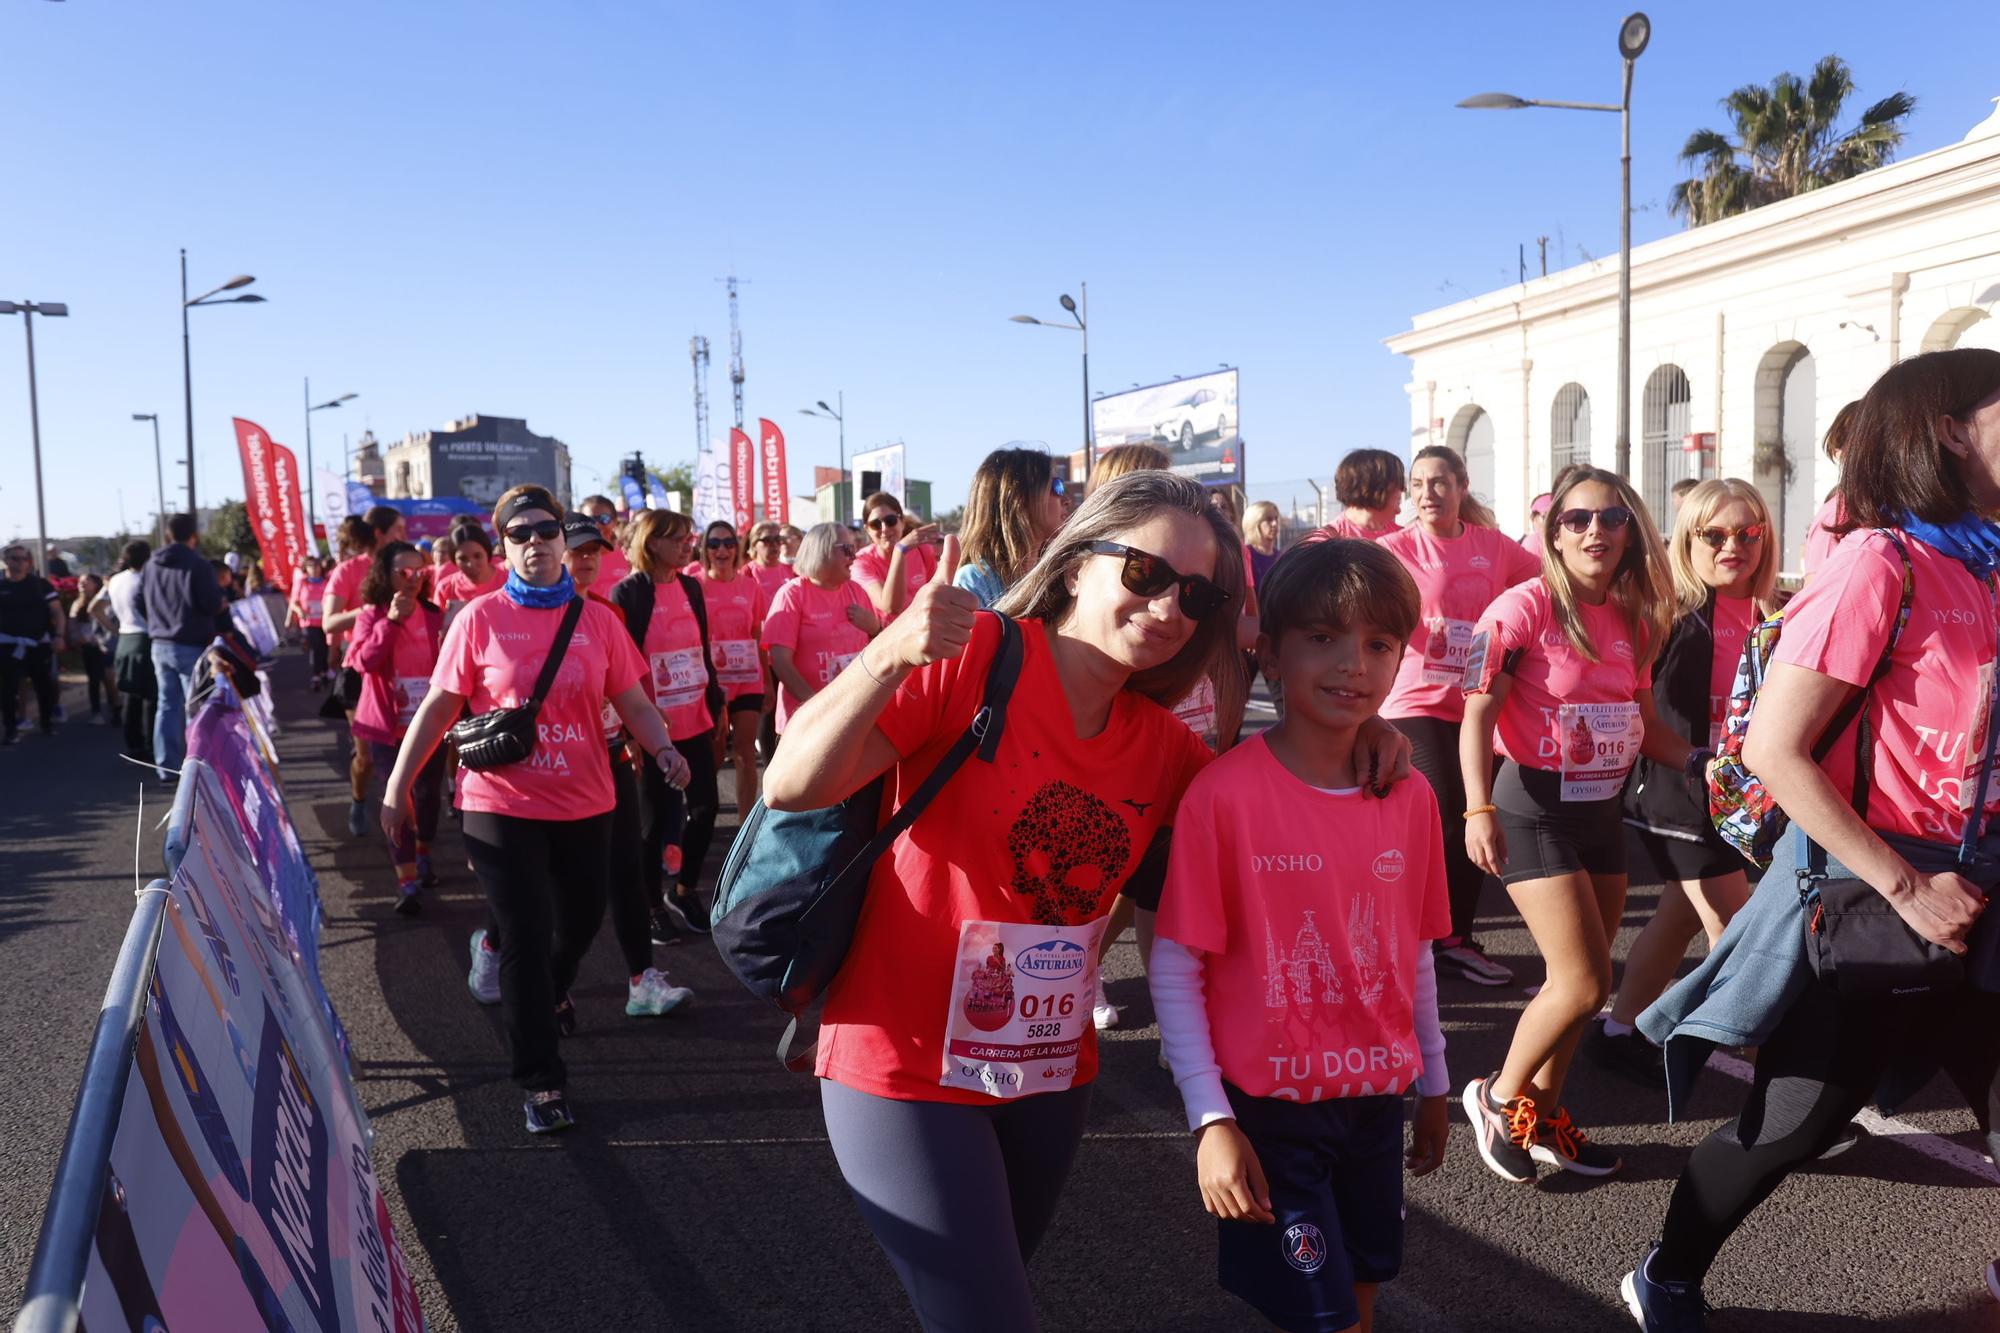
[718, 273, 748, 431]
[690, 335, 711, 464]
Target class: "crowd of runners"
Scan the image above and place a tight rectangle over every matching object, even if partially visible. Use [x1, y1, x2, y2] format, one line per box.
[16, 345, 1999, 1331]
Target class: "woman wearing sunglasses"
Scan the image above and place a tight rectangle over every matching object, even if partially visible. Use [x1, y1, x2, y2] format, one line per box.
[745, 520, 795, 601]
[1458, 466, 1685, 1184]
[1590, 480, 1775, 1088]
[1379, 445, 1541, 989]
[762, 523, 881, 738]
[694, 519, 771, 814]
[612, 508, 725, 941]
[854, 490, 940, 623]
[954, 447, 1069, 609]
[380, 485, 689, 1135]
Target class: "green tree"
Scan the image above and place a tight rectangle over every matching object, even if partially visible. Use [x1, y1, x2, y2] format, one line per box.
[200, 500, 262, 559]
[1669, 56, 1915, 227]
[645, 461, 696, 508]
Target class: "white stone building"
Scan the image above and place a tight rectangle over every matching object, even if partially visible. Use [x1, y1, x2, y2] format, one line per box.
[1385, 95, 2000, 574]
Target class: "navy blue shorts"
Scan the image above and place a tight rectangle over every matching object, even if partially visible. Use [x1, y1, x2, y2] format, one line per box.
[1218, 1085, 1405, 1333]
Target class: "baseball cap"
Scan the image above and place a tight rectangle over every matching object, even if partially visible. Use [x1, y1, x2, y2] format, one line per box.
[562, 512, 611, 552]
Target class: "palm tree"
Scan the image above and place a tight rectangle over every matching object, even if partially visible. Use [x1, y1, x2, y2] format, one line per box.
[1669, 56, 1915, 227]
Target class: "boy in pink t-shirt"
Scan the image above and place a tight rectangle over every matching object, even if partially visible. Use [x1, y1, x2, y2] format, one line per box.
[1152, 539, 1450, 1333]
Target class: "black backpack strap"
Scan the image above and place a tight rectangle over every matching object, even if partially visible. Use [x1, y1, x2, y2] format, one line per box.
[526, 598, 587, 712]
[610, 572, 653, 653]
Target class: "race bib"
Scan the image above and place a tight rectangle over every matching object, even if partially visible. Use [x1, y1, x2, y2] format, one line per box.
[1421, 617, 1476, 687]
[939, 917, 1105, 1099]
[650, 647, 705, 712]
[1557, 701, 1643, 801]
[1962, 661, 2000, 814]
[820, 650, 860, 686]
[600, 699, 623, 741]
[394, 676, 429, 728]
[1172, 676, 1217, 744]
[713, 638, 760, 686]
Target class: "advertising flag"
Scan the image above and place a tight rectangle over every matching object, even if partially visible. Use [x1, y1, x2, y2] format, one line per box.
[314, 466, 348, 551]
[729, 427, 756, 528]
[270, 441, 311, 588]
[646, 476, 674, 511]
[693, 440, 728, 527]
[231, 419, 301, 592]
[757, 418, 789, 528]
[618, 472, 647, 513]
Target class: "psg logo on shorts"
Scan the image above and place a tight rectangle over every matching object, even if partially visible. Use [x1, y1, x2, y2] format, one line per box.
[1281, 1221, 1327, 1274]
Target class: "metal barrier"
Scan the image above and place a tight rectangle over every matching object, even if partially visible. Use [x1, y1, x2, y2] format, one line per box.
[11, 881, 170, 1333]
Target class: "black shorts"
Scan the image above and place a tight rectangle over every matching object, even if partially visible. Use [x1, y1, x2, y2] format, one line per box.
[726, 692, 765, 716]
[1628, 821, 1751, 882]
[1492, 761, 1626, 885]
[1218, 1085, 1404, 1333]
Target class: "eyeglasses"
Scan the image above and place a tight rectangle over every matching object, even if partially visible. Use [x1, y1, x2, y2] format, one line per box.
[1086, 541, 1232, 619]
[503, 520, 564, 545]
[1051, 476, 1067, 499]
[705, 536, 739, 550]
[865, 515, 899, 531]
[589, 513, 615, 527]
[1696, 524, 1764, 549]
[832, 544, 857, 558]
[1555, 506, 1634, 534]
[755, 534, 782, 546]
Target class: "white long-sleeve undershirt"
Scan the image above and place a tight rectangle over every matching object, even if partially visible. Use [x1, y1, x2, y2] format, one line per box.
[1149, 935, 1449, 1132]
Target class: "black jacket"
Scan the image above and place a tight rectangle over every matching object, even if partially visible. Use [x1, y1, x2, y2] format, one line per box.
[137, 542, 224, 646]
[1623, 592, 1726, 839]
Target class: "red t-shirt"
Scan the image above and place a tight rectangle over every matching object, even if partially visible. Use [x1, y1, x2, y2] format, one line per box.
[816, 616, 1213, 1103]
[694, 569, 768, 701]
[1379, 523, 1541, 722]
[432, 594, 646, 820]
[1157, 735, 1451, 1101]
[640, 578, 716, 738]
[853, 542, 938, 622]
[762, 578, 874, 732]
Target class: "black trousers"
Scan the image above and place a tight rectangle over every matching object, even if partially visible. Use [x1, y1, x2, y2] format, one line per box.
[1391, 714, 1493, 941]
[605, 750, 652, 975]
[639, 727, 718, 904]
[460, 809, 612, 1091]
[304, 626, 329, 677]
[1654, 979, 2000, 1284]
[0, 646, 56, 736]
[80, 642, 109, 710]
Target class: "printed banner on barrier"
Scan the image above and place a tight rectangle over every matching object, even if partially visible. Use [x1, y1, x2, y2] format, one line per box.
[81, 748, 420, 1332]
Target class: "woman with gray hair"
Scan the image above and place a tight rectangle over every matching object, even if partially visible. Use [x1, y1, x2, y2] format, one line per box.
[763, 472, 1413, 1331]
[761, 522, 882, 737]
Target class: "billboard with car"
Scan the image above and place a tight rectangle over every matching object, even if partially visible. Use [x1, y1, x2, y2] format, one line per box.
[1091, 368, 1241, 487]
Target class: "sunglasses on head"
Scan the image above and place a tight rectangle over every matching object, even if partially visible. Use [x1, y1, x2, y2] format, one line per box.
[1086, 541, 1231, 619]
[503, 519, 564, 545]
[705, 535, 738, 549]
[1696, 524, 1764, 549]
[866, 515, 899, 531]
[1555, 506, 1634, 534]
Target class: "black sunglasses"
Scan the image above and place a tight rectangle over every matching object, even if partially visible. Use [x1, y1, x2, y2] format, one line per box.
[705, 536, 739, 549]
[1086, 541, 1231, 619]
[1555, 506, 1634, 534]
[865, 515, 899, 531]
[755, 534, 782, 545]
[503, 519, 564, 545]
[1696, 524, 1764, 549]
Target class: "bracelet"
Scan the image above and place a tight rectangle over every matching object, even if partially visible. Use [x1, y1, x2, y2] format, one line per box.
[858, 651, 899, 688]
[1462, 804, 1497, 820]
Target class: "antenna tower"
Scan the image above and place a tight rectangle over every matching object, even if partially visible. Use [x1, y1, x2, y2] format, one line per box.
[690, 336, 711, 459]
[718, 273, 748, 430]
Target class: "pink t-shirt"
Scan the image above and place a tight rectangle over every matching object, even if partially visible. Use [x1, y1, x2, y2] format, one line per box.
[322, 554, 369, 641]
[1303, 515, 1401, 545]
[347, 603, 443, 745]
[749, 562, 794, 604]
[763, 578, 873, 732]
[432, 564, 504, 611]
[641, 579, 716, 738]
[853, 541, 938, 621]
[1705, 594, 1759, 748]
[1380, 523, 1541, 722]
[432, 595, 646, 820]
[694, 568, 768, 701]
[1156, 736, 1452, 1102]
[1468, 580, 1653, 775]
[291, 577, 326, 628]
[1772, 530, 2000, 844]
[1799, 494, 1847, 579]
[596, 544, 632, 587]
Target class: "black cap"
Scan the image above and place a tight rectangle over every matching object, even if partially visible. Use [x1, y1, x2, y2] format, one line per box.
[562, 512, 610, 552]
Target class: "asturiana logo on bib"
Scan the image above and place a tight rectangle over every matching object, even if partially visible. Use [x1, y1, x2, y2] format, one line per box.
[1372, 849, 1406, 882]
[1282, 1222, 1327, 1273]
[1016, 939, 1087, 981]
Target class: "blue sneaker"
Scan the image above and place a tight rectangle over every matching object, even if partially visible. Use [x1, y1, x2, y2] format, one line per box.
[1621, 1246, 1709, 1332]
[524, 1089, 574, 1135]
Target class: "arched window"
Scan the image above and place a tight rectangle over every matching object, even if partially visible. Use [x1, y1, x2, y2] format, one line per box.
[1446, 405, 1496, 506]
[1551, 383, 1591, 479]
[1753, 342, 1816, 571]
[1640, 365, 1693, 522]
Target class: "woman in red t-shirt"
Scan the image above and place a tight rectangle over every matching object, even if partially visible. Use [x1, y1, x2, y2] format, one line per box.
[695, 519, 770, 813]
[381, 485, 687, 1136]
[765, 471, 1410, 1331]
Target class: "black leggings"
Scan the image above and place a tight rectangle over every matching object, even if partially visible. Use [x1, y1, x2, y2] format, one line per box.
[460, 809, 612, 1091]
[821, 1079, 1093, 1332]
[304, 626, 329, 677]
[605, 752, 652, 976]
[0, 646, 56, 735]
[1391, 714, 1493, 941]
[1654, 980, 2000, 1284]
[639, 727, 718, 901]
[81, 642, 109, 710]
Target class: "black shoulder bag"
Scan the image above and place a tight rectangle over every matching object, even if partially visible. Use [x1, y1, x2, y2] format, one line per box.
[448, 597, 586, 771]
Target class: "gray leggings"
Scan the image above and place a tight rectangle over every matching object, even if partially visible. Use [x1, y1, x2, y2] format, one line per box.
[819, 1078, 1093, 1333]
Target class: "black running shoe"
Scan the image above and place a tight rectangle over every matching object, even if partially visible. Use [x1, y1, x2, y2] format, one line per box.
[524, 1089, 574, 1135]
[1585, 1020, 1667, 1089]
[1462, 1075, 1537, 1184]
[347, 799, 367, 837]
[663, 889, 711, 936]
[1621, 1244, 1710, 1331]
[1532, 1104, 1624, 1177]
[555, 994, 577, 1038]
[649, 907, 683, 947]
[393, 885, 423, 917]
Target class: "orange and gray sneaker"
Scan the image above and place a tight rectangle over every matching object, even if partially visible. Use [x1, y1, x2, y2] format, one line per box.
[1532, 1104, 1623, 1177]
[1462, 1074, 1538, 1183]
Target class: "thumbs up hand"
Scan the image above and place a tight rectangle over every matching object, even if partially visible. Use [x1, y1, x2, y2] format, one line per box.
[882, 534, 978, 670]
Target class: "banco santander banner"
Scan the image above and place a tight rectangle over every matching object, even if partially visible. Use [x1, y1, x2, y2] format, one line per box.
[729, 427, 756, 529]
[757, 418, 789, 527]
[233, 418, 309, 592]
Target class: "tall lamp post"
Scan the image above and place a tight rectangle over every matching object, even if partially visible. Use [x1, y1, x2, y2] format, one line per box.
[1458, 13, 1650, 478]
[0, 300, 68, 573]
[1009, 283, 1092, 479]
[180, 251, 264, 515]
[131, 413, 168, 546]
[304, 381, 357, 556]
[799, 394, 846, 523]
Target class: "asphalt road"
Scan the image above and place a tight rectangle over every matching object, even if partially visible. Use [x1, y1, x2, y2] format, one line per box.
[7, 657, 1999, 1330]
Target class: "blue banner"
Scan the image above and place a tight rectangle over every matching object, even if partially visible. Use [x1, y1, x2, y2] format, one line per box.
[619, 474, 647, 513]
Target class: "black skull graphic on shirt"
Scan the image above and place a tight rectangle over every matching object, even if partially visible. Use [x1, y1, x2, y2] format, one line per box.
[1007, 781, 1132, 925]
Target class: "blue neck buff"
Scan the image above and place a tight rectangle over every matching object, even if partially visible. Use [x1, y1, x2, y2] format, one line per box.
[1899, 512, 2000, 580]
[503, 567, 575, 609]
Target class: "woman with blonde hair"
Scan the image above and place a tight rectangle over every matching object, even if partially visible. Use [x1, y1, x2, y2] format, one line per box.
[1089, 442, 1172, 491]
[954, 447, 1068, 608]
[1239, 500, 1281, 592]
[1589, 479, 1777, 1086]
[1459, 465, 1686, 1182]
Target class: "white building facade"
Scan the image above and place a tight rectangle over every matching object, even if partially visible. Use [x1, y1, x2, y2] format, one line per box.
[1385, 96, 2000, 574]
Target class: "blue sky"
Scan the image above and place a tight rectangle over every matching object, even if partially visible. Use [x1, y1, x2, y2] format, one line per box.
[2, 0, 1995, 543]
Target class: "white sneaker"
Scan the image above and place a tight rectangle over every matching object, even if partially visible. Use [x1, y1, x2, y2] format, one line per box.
[626, 967, 694, 1017]
[467, 929, 501, 1005]
[1091, 977, 1121, 1031]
